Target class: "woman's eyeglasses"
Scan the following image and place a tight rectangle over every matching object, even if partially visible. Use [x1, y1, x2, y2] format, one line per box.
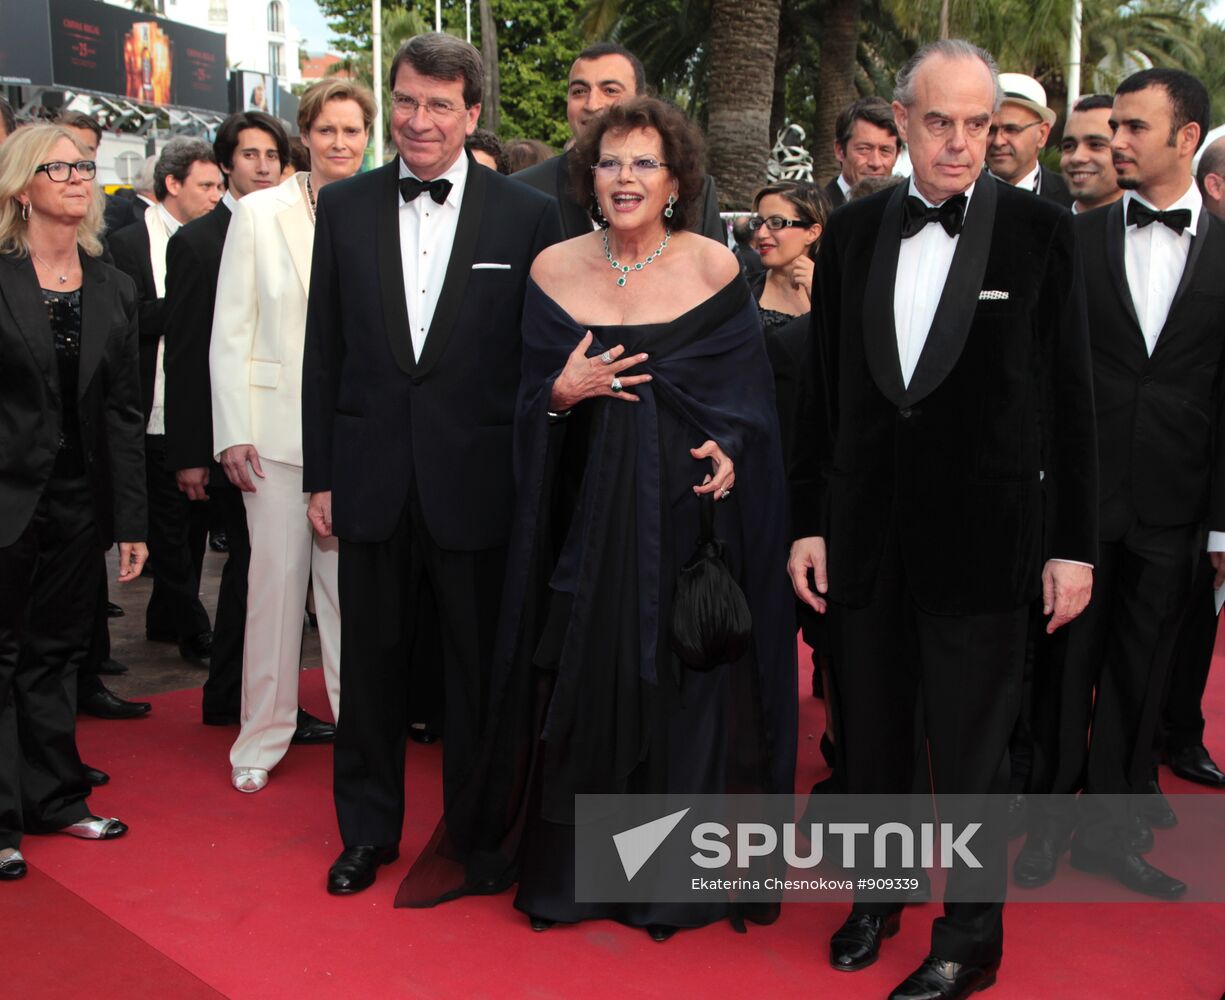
[748, 214, 810, 232]
[592, 157, 669, 176]
[35, 160, 97, 182]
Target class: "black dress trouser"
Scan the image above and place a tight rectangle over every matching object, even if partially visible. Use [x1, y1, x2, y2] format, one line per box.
[1161, 544, 1217, 753]
[143, 434, 210, 642]
[831, 532, 1026, 967]
[201, 479, 249, 721]
[0, 475, 97, 849]
[334, 487, 506, 848]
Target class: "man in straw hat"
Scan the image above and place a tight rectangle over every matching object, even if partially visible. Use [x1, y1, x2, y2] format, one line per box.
[986, 71, 1072, 208]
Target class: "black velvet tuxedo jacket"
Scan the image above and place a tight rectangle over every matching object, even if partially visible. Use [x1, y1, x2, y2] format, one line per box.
[0, 252, 147, 548]
[1078, 200, 1225, 533]
[108, 220, 163, 422]
[515, 150, 726, 243]
[791, 178, 1098, 614]
[163, 201, 231, 472]
[302, 156, 563, 548]
[1037, 165, 1073, 209]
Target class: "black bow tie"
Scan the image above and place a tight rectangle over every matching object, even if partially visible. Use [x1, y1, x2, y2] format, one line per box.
[399, 176, 453, 205]
[900, 193, 967, 239]
[1126, 199, 1192, 234]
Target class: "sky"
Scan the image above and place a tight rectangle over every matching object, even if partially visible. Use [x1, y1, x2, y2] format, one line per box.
[293, 0, 337, 56]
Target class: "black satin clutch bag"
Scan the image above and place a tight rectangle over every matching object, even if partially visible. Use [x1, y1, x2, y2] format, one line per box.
[670, 493, 752, 671]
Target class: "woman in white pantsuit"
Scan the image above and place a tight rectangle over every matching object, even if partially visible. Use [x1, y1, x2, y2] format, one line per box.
[210, 80, 375, 792]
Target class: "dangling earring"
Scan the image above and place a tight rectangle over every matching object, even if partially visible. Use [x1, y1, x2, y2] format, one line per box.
[591, 196, 609, 228]
[20, 202, 30, 222]
[664, 194, 675, 219]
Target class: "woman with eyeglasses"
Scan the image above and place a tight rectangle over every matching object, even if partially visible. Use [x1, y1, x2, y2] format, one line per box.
[748, 181, 828, 336]
[399, 98, 797, 939]
[0, 125, 148, 880]
[211, 78, 375, 794]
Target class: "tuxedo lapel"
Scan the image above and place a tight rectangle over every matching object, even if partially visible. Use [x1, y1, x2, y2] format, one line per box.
[1153, 215, 1211, 354]
[415, 153, 487, 378]
[556, 151, 595, 238]
[78, 252, 109, 398]
[1104, 199, 1142, 337]
[376, 159, 416, 374]
[861, 183, 908, 408]
[0, 254, 56, 390]
[276, 183, 313, 298]
[906, 175, 997, 406]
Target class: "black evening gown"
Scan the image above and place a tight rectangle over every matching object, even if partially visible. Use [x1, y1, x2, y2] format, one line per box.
[398, 274, 797, 932]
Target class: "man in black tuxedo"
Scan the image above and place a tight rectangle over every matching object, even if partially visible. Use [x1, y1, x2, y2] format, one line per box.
[515, 42, 724, 241]
[163, 111, 295, 727]
[109, 139, 223, 667]
[1019, 69, 1225, 898]
[302, 33, 562, 896]
[985, 72, 1072, 208]
[823, 96, 902, 209]
[788, 40, 1096, 999]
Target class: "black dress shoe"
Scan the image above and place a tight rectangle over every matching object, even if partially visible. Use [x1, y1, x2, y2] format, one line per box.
[1069, 845, 1187, 899]
[327, 845, 398, 895]
[96, 658, 128, 676]
[529, 915, 555, 932]
[106, 601, 124, 618]
[1128, 815, 1153, 854]
[1135, 776, 1177, 829]
[79, 687, 151, 720]
[178, 630, 213, 667]
[1166, 745, 1225, 787]
[292, 709, 336, 745]
[647, 924, 676, 942]
[208, 530, 229, 553]
[0, 852, 27, 881]
[1013, 828, 1070, 888]
[408, 724, 440, 745]
[82, 764, 110, 787]
[889, 956, 999, 999]
[830, 910, 900, 971]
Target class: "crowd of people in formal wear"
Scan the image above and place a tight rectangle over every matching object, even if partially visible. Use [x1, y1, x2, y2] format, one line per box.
[3, 28, 1225, 999]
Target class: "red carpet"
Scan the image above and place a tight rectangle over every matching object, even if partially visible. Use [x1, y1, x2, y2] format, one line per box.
[4, 644, 1225, 999]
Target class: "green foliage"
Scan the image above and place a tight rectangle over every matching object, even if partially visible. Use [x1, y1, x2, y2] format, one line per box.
[317, 0, 585, 148]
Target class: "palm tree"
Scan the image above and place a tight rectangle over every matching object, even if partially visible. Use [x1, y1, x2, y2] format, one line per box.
[810, 0, 863, 182]
[707, 0, 782, 208]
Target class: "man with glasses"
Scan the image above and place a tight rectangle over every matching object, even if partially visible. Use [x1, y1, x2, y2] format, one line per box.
[302, 33, 561, 897]
[515, 41, 724, 241]
[985, 73, 1072, 208]
[109, 139, 223, 671]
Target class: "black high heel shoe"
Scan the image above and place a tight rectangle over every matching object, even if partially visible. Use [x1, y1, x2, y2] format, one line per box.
[529, 915, 554, 932]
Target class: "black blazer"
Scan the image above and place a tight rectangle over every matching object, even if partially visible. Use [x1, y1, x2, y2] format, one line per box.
[515, 150, 726, 243]
[103, 189, 148, 237]
[1037, 165, 1073, 209]
[163, 201, 231, 472]
[791, 179, 1098, 614]
[823, 175, 847, 210]
[108, 219, 163, 421]
[1078, 200, 1225, 532]
[0, 252, 147, 548]
[302, 156, 564, 548]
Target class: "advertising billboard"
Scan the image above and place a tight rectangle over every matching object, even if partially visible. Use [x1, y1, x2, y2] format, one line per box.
[47, 0, 227, 112]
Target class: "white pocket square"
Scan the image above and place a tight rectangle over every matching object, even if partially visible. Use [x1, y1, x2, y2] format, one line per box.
[979, 289, 1009, 301]
[472, 262, 512, 270]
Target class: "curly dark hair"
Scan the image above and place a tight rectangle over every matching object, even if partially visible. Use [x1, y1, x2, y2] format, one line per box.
[569, 97, 705, 232]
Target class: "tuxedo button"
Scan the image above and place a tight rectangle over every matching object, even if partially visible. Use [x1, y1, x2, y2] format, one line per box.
[899, 408, 913, 419]
[1140, 376, 1153, 386]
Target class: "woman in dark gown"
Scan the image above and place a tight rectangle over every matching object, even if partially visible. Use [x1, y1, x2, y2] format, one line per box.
[398, 99, 797, 937]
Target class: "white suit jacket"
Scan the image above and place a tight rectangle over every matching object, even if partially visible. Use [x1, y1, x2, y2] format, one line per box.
[210, 174, 314, 466]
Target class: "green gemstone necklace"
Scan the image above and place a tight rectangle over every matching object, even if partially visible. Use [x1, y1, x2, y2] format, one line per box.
[603, 228, 671, 287]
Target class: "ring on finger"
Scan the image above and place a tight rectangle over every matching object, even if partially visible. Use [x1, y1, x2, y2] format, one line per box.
[718, 488, 731, 501]
[600, 350, 614, 365]
[611, 376, 624, 393]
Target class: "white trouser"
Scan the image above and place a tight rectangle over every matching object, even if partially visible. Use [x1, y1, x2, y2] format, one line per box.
[230, 458, 340, 771]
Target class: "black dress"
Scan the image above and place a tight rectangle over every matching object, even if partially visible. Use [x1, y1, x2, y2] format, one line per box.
[398, 276, 798, 930]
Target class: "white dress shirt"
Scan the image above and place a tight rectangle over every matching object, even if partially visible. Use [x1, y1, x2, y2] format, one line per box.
[893, 178, 974, 387]
[398, 152, 468, 361]
[145, 203, 183, 436]
[221, 188, 238, 213]
[837, 174, 852, 200]
[1122, 182, 1201, 357]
